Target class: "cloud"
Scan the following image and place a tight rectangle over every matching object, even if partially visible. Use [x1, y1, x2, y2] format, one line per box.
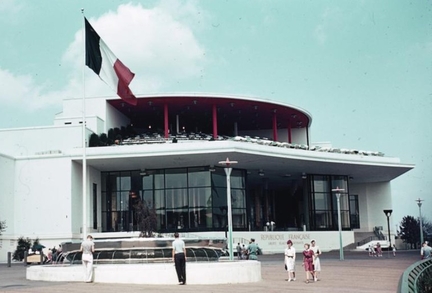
[64, 2, 206, 98]
[0, 0, 22, 13]
[0, 1, 206, 110]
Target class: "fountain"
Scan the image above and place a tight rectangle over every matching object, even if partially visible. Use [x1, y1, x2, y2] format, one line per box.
[26, 237, 261, 285]
[59, 237, 227, 264]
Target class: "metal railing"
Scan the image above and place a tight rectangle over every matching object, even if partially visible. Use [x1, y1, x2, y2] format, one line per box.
[398, 258, 432, 293]
[357, 236, 383, 247]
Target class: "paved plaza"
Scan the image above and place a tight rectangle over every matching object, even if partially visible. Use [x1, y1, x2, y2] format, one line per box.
[0, 250, 419, 293]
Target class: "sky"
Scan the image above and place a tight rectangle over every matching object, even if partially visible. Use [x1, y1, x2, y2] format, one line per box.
[0, 0, 431, 227]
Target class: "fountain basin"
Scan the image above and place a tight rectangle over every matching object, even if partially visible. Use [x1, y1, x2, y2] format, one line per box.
[26, 261, 262, 284]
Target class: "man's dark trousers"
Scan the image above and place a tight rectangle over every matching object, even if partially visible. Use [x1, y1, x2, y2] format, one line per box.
[174, 253, 186, 284]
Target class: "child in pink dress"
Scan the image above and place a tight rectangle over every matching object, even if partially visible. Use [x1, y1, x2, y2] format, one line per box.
[302, 243, 315, 283]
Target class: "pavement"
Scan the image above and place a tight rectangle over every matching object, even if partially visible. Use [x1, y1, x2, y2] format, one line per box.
[0, 250, 420, 293]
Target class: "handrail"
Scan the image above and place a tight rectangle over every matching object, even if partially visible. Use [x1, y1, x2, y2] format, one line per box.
[397, 258, 432, 293]
[357, 236, 382, 247]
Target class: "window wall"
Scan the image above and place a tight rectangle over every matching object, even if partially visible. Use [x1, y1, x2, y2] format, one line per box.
[101, 167, 246, 232]
[309, 175, 352, 230]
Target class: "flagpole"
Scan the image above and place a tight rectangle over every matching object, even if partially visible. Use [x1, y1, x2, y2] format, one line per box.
[81, 8, 87, 240]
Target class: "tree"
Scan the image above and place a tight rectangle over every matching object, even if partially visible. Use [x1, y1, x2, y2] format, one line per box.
[133, 198, 157, 238]
[398, 215, 420, 248]
[0, 220, 6, 235]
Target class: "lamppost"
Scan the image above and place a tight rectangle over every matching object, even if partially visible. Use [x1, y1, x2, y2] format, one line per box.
[218, 158, 238, 261]
[332, 187, 345, 261]
[383, 209, 393, 257]
[416, 198, 424, 246]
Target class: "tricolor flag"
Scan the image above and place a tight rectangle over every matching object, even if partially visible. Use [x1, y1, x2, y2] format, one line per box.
[85, 18, 137, 106]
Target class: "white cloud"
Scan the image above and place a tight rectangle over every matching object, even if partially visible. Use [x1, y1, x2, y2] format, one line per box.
[63, 2, 206, 97]
[0, 1, 206, 110]
[0, 0, 22, 13]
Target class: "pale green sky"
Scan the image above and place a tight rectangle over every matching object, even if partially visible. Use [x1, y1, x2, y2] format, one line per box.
[0, 0, 431, 224]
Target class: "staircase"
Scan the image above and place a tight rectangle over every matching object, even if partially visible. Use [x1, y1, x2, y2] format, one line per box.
[344, 232, 378, 250]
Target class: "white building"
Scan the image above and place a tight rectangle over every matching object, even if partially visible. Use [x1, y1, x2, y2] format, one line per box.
[0, 94, 413, 260]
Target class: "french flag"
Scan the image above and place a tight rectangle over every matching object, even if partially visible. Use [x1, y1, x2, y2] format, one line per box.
[85, 18, 137, 106]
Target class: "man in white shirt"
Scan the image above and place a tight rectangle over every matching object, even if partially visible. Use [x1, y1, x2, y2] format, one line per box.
[172, 232, 187, 285]
[310, 239, 321, 282]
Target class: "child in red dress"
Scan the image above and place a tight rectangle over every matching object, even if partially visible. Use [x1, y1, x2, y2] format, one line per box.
[302, 243, 315, 283]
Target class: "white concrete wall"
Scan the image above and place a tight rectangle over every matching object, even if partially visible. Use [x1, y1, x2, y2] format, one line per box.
[182, 231, 354, 254]
[350, 183, 370, 232]
[54, 116, 104, 134]
[291, 128, 307, 145]
[88, 166, 102, 233]
[0, 154, 15, 235]
[12, 157, 73, 238]
[70, 162, 102, 237]
[105, 102, 130, 133]
[55, 97, 107, 122]
[350, 182, 393, 234]
[27, 261, 262, 284]
[0, 125, 82, 157]
[71, 161, 83, 236]
[0, 156, 77, 262]
[366, 182, 393, 234]
[0, 154, 16, 261]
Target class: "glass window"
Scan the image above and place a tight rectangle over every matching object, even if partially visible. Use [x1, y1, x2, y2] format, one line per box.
[154, 171, 165, 189]
[119, 172, 131, 191]
[212, 187, 227, 210]
[166, 188, 188, 230]
[231, 189, 245, 209]
[232, 208, 246, 228]
[154, 190, 165, 230]
[101, 173, 107, 192]
[102, 166, 246, 232]
[165, 169, 187, 188]
[331, 175, 348, 191]
[142, 190, 153, 206]
[211, 171, 226, 187]
[313, 175, 329, 192]
[189, 187, 212, 229]
[188, 168, 210, 187]
[142, 174, 153, 190]
[314, 193, 330, 210]
[230, 170, 245, 188]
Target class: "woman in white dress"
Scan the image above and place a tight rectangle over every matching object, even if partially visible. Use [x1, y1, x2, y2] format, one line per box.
[284, 240, 296, 282]
[310, 239, 321, 281]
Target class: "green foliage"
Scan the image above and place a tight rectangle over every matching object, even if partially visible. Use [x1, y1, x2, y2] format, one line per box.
[99, 133, 108, 146]
[107, 128, 115, 140]
[0, 220, 6, 235]
[13, 236, 32, 261]
[89, 133, 100, 147]
[399, 215, 421, 248]
[399, 216, 432, 248]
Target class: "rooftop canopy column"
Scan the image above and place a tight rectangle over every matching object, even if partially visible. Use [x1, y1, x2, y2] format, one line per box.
[164, 103, 169, 138]
[212, 104, 218, 139]
[287, 120, 292, 143]
[272, 112, 278, 142]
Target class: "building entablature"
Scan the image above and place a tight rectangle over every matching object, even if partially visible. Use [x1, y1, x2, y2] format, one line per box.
[65, 140, 413, 184]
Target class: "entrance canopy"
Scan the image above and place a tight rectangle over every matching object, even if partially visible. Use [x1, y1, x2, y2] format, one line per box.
[76, 140, 413, 185]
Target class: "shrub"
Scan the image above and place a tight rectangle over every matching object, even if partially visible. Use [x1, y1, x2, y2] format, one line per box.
[13, 237, 32, 261]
